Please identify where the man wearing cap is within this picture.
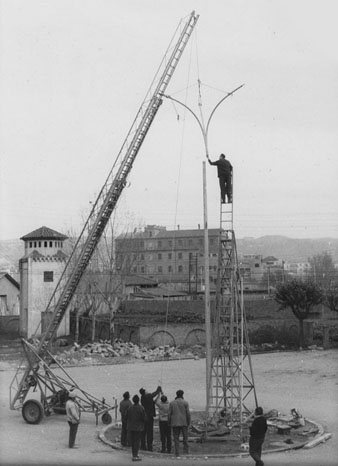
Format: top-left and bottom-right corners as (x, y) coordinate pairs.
(208, 153), (233, 203)
(65, 391), (81, 448)
(139, 385), (161, 451)
(168, 389), (191, 457)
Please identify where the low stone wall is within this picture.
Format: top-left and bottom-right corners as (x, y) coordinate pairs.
(72, 298), (338, 348)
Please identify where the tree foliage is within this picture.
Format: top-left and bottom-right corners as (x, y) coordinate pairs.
(325, 284), (338, 313)
(274, 278), (323, 347)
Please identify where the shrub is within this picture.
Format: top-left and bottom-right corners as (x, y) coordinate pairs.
(249, 325), (277, 345)
(276, 326), (299, 347)
(249, 324), (299, 348)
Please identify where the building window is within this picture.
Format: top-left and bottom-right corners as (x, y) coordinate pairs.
(188, 239), (193, 246)
(38, 241), (41, 247)
(178, 239), (183, 246)
(168, 253), (172, 260)
(158, 240), (162, 248)
(158, 253), (162, 260)
(29, 242), (33, 248)
(178, 252), (183, 260)
(49, 241), (53, 247)
(34, 241), (37, 248)
(168, 265), (172, 272)
(141, 266), (145, 273)
(44, 241), (47, 247)
(168, 240), (172, 247)
(44, 271), (54, 282)
(158, 266), (163, 273)
(133, 267), (137, 273)
(178, 265), (183, 273)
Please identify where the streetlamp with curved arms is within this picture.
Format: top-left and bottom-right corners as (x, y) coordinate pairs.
(162, 83), (244, 157)
(162, 83), (244, 421)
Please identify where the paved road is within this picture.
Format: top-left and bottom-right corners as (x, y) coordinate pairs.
(0, 350), (337, 466)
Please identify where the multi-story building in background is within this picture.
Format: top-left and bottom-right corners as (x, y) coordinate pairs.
(284, 261), (311, 278)
(115, 225), (221, 293)
(238, 254), (264, 282)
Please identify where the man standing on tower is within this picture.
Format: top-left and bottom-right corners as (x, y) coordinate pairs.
(208, 153), (233, 203)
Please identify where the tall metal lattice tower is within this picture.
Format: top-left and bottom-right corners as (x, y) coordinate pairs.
(207, 186), (258, 428)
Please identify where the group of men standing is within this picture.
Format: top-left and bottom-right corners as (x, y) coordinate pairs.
(119, 386), (190, 461)
(66, 388), (267, 466)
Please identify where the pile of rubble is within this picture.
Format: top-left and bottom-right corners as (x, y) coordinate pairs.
(54, 340), (204, 366)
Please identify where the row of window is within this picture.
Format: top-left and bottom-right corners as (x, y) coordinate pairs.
(131, 265), (218, 274)
(118, 251), (213, 263)
(28, 241), (64, 249)
(118, 237), (217, 251)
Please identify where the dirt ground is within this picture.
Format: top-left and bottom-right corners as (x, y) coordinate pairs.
(0, 349), (337, 466)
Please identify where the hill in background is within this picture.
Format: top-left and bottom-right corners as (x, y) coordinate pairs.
(1, 236), (338, 272)
(237, 236), (338, 263)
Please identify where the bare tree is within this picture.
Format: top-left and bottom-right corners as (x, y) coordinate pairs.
(65, 212), (144, 343)
(308, 252), (337, 290)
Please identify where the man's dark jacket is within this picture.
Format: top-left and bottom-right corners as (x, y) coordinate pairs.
(141, 391), (158, 419)
(250, 415), (267, 438)
(209, 159), (232, 178)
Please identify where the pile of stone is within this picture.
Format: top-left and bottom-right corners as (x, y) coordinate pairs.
(54, 340), (202, 366)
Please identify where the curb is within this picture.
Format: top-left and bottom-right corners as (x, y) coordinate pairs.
(99, 418), (328, 460)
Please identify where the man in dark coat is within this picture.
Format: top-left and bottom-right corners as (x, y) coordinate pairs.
(246, 406), (268, 466)
(168, 389), (191, 457)
(119, 391), (132, 447)
(126, 394), (145, 461)
(208, 153), (233, 203)
(139, 385), (161, 451)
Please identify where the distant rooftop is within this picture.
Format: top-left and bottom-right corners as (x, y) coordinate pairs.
(20, 226), (68, 241)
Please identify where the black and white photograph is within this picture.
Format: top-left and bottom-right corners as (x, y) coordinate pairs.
(0, 1), (337, 466)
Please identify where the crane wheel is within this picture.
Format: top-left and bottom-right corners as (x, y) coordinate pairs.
(101, 412), (112, 425)
(22, 399), (44, 424)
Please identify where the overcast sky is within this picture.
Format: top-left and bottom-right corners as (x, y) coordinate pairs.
(1, 0), (337, 241)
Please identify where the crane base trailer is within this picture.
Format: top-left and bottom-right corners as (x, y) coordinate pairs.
(10, 338), (117, 425)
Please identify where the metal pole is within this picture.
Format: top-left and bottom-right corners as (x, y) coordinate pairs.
(203, 161), (212, 417)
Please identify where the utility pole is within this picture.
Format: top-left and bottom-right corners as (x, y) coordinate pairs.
(164, 83), (256, 433)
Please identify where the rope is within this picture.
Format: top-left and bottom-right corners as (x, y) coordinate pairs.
(158, 26), (197, 389)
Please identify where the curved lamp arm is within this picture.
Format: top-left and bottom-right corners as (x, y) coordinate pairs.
(162, 83), (244, 158)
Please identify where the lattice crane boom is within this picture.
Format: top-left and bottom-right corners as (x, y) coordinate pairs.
(10, 11), (199, 413)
